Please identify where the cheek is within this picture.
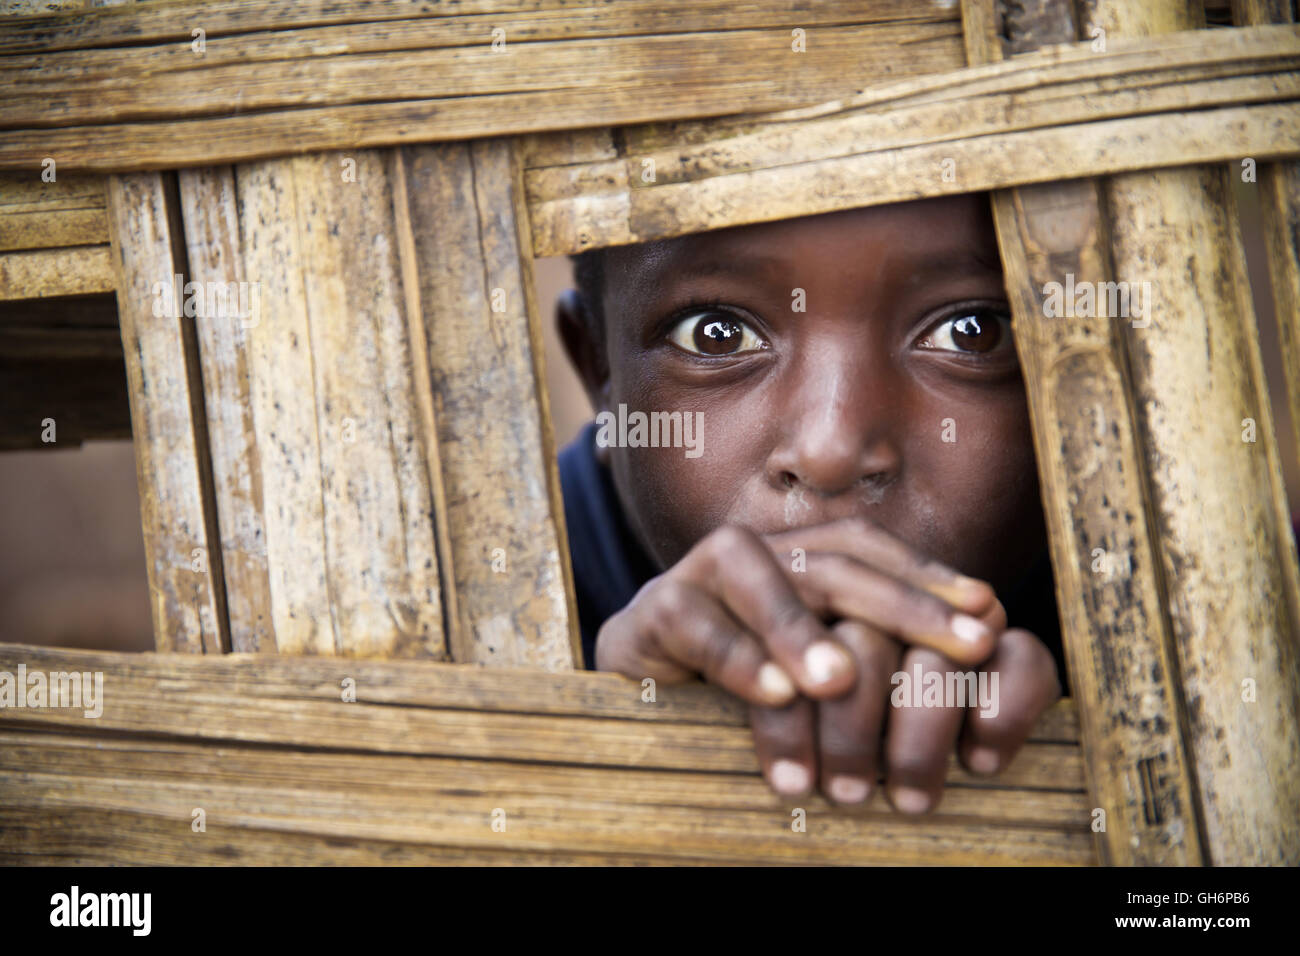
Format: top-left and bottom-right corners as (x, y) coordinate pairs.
(607, 366), (775, 569)
(908, 389), (1043, 585)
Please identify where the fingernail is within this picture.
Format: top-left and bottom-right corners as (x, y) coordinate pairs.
(891, 786), (932, 815)
(803, 641), (851, 685)
(967, 746), (1000, 775)
(828, 775), (872, 804)
(757, 662), (797, 704)
(951, 613), (990, 644)
(770, 759), (811, 795)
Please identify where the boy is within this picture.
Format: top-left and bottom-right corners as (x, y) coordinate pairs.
(555, 193), (1065, 815)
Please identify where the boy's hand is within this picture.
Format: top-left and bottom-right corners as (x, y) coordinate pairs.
(593, 517), (1061, 812)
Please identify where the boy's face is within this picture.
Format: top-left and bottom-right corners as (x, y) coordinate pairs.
(559, 194), (1046, 593)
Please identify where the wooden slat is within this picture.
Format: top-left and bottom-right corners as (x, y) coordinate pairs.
(0, 645), (1093, 865)
(1234, 0), (1300, 483)
(0, 244), (112, 298)
(0, 172), (107, 252)
(397, 140), (579, 669)
(175, 167), (274, 653)
(964, 0), (1204, 866)
(523, 25), (1300, 255)
(176, 153), (450, 659)
(0, 0), (952, 53)
(0, 4), (965, 173)
(1088, 0), (1300, 866)
(0, 641), (1081, 739)
(105, 172), (227, 654)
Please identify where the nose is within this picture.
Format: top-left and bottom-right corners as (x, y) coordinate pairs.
(764, 350), (902, 499)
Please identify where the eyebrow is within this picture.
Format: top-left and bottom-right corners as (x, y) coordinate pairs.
(654, 252), (790, 284)
(909, 249), (1005, 279)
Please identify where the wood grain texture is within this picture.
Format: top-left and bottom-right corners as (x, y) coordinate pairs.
(0, 172), (108, 252)
(1083, 0), (1300, 865)
(0, 244), (112, 298)
(0, 3), (964, 173)
(524, 25), (1300, 255)
(1234, 0), (1300, 487)
(180, 153), (450, 660)
(0, 644), (1094, 865)
(398, 140), (579, 669)
(105, 172), (226, 654)
(964, 0), (1205, 866)
(176, 167), (274, 654)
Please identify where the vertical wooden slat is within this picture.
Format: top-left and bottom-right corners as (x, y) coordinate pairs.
(105, 172), (227, 654)
(1233, 0), (1300, 480)
(243, 152), (449, 658)
(177, 167), (274, 653)
(398, 139), (580, 670)
(1084, 0), (1300, 865)
(963, 0), (1204, 865)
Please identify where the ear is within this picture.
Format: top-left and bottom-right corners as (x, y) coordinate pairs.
(555, 287), (611, 415)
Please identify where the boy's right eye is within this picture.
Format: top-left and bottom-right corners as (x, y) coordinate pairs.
(667, 311), (769, 357)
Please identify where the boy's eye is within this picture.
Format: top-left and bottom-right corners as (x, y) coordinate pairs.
(918, 309), (1012, 354)
(667, 311), (768, 356)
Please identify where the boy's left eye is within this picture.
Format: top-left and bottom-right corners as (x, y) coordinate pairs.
(917, 308), (1012, 354)
(667, 311), (768, 356)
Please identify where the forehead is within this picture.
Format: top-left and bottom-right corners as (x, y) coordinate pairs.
(601, 193), (999, 302)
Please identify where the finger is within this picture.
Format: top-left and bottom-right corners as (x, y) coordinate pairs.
(791, 550), (998, 666)
(765, 516), (998, 615)
(677, 525), (855, 698)
(750, 697), (818, 798)
(596, 578), (800, 708)
(957, 628), (1062, 777)
(883, 647), (968, 815)
(815, 618), (901, 806)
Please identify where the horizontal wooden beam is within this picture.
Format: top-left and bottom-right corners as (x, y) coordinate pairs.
(0, 172), (107, 252)
(0, 643), (1093, 865)
(0, 0), (951, 54)
(0, 2), (964, 173)
(523, 24), (1300, 254)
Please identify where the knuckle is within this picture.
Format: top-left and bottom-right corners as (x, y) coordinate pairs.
(648, 579), (694, 626)
(708, 524), (757, 559)
(887, 749), (943, 783)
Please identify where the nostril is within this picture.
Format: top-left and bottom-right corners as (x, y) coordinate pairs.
(780, 472), (796, 489)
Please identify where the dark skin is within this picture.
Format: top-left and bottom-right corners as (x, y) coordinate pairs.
(557, 194), (1061, 813)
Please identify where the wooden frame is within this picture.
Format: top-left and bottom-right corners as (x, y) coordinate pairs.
(2, 0), (1298, 865)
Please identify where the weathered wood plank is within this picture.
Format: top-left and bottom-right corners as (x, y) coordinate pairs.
(1083, 0), (1300, 865)
(1234, 0), (1300, 483)
(0, 644), (1094, 865)
(201, 152), (450, 659)
(398, 140), (579, 669)
(0, 244), (112, 298)
(176, 167), (274, 654)
(105, 172), (227, 654)
(0, 172), (107, 253)
(0, 0), (954, 54)
(964, 0), (1205, 866)
(0, 641), (1080, 739)
(0, 730), (1088, 827)
(524, 25), (1300, 254)
(0, 5), (964, 173)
